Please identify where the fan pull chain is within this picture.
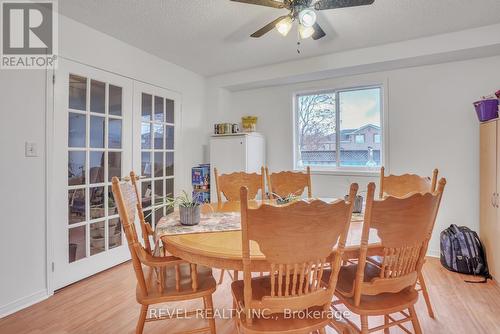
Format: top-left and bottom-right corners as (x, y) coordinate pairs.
(297, 29), (301, 54)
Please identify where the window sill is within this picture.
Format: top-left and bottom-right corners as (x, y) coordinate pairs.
(295, 168), (380, 177)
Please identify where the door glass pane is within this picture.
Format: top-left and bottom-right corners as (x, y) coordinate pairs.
(108, 152), (122, 181)
(153, 124), (164, 149)
(108, 119), (122, 149)
(69, 75), (86, 111)
(154, 96), (164, 122)
(141, 152), (151, 178)
(69, 225), (86, 263)
(154, 179), (164, 206)
(109, 218), (122, 249)
(142, 93), (152, 122)
(108, 186), (117, 216)
(144, 209), (152, 227)
(166, 99), (174, 124)
(109, 85), (122, 116)
(68, 151), (86, 185)
(90, 221), (105, 256)
(141, 122), (151, 149)
(89, 187), (105, 219)
(142, 181), (152, 208)
(89, 151), (105, 184)
(166, 178), (174, 198)
(154, 152), (163, 178)
(90, 116), (105, 148)
(68, 113), (86, 147)
(68, 189), (86, 224)
(166, 152), (174, 176)
(154, 207), (163, 227)
(90, 80), (105, 114)
(166, 125), (174, 150)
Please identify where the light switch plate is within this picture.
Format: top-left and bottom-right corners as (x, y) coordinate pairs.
(25, 142), (38, 157)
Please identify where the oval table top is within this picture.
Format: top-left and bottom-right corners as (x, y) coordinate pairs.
(158, 200), (378, 271)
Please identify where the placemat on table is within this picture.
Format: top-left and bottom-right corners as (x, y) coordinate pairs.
(156, 211), (241, 236)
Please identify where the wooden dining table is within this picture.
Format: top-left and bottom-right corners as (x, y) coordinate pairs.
(158, 199), (381, 272)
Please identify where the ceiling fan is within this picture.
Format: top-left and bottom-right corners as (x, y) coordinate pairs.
(231, 0), (375, 40)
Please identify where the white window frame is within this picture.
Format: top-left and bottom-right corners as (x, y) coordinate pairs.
(292, 84), (388, 176)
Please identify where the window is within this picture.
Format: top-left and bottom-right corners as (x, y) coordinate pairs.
(294, 86), (383, 171)
(355, 134), (365, 144)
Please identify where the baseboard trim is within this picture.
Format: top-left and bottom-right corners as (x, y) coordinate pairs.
(0, 289), (49, 319)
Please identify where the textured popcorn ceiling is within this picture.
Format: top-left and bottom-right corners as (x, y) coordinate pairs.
(59, 0), (500, 76)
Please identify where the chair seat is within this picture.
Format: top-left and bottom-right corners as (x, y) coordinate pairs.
(231, 276), (330, 334)
(323, 262), (382, 297)
(366, 255), (383, 266)
(137, 263), (216, 305)
(322, 263), (419, 316)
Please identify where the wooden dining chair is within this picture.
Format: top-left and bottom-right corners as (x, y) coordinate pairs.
(111, 177), (217, 334)
(127, 171), (157, 256)
(231, 183), (359, 334)
(379, 166), (438, 199)
(377, 167), (439, 318)
(214, 167), (266, 284)
(326, 179), (446, 334)
(214, 167), (266, 202)
(265, 166), (312, 199)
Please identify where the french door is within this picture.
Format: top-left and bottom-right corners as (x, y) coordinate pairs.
(52, 59), (133, 289)
(132, 82), (180, 234)
(51, 60), (181, 290)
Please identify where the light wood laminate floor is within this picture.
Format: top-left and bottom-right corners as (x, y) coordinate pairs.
(1, 257), (499, 333)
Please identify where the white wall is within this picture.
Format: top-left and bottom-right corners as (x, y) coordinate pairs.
(0, 14), (207, 317)
(210, 55), (500, 256)
(0, 70), (49, 317)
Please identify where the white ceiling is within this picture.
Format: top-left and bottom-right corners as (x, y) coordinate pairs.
(59, 0), (500, 76)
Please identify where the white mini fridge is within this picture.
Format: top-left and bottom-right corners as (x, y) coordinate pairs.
(209, 132), (265, 202)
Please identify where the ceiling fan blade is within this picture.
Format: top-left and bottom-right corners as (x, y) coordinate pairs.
(314, 0), (374, 10)
(230, 0), (286, 9)
(311, 22), (326, 40)
(251, 15), (288, 38)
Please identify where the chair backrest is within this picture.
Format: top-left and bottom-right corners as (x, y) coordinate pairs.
(129, 171), (153, 255)
(111, 176), (149, 296)
(239, 183), (358, 324)
(353, 179), (446, 306)
(214, 167), (265, 202)
(379, 166), (438, 199)
(265, 166), (312, 199)
(113, 175), (197, 295)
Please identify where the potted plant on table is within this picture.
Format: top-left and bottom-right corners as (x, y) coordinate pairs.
(274, 193), (300, 205)
(166, 191), (202, 226)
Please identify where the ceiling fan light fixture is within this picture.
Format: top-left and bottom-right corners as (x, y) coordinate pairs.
(299, 24), (315, 39)
(275, 16), (293, 36)
(298, 8), (317, 27)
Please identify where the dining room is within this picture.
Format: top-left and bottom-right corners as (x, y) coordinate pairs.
(1, 1), (500, 333)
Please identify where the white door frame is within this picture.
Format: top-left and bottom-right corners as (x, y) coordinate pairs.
(46, 58), (183, 295)
(48, 58), (133, 291)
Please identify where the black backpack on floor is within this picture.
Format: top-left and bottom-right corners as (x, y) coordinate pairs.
(440, 224), (492, 283)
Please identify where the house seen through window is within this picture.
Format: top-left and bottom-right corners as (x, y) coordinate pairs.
(295, 86), (382, 171)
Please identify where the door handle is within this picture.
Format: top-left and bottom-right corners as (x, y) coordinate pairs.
(492, 193), (496, 208)
(496, 193), (499, 208)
